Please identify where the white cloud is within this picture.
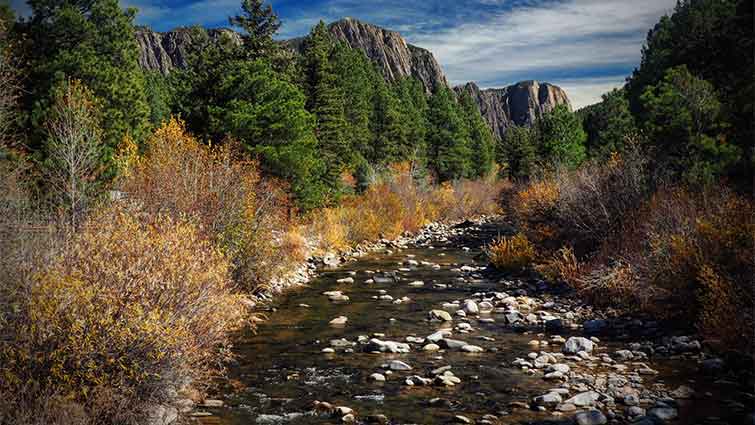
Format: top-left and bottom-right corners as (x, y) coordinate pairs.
(406, 0), (676, 92)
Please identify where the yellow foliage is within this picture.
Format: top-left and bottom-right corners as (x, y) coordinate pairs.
(1, 206), (246, 421)
(121, 117), (294, 291)
(310, 163), (506, 254)
(513, 179), (559, 223)
(486, 233), (536, 272)
(113, 133), (140, 178)
(697, 265), (743, 348)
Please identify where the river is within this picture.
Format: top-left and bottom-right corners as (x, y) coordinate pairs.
(193, 219), (749, 425)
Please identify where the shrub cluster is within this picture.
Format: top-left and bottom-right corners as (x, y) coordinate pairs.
(0, 206), (246, 424)
(120, 118), (302, 293)
(485, 233), (536, 272)
(312, 163), (506, 252)
(509, 147), (754, 352)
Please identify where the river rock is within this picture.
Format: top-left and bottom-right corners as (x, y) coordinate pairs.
(423, 343), (440, 351)
(583, 319), (608, 334)
(370, 373), (386, 382)
(545, 319), (564, 332)
(427, 330), (452, 342)
(386, 360), (412, 371)
(627, 406), (645, 417)
(648, 407), (678, 422)
(429, 310), (453, 322)
(439, 338), (468, 349)
(575, 410), (607, 425)
(546, 363), (570, 374)
(408, 280), (425, 287)
(533, 392), (562, 407)
(329, 316), (348, 325)
(366, 338), (410, 353)
(336, 277), (354, 284)
(563, 337), (594, 354)
(463, 300), (479, 314)
(670, 385), (694, 399)
(461, 344), (484, 353)
(565, 391), (600, 407)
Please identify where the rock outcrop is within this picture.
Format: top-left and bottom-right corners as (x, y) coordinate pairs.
(135, 20), (570, 139)
(455, 81), (571, 140)
(292, 18), (448, 93)
(135, 27), (241, 75)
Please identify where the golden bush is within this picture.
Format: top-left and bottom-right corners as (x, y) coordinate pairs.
(486, 233), (536, 272)
(512, 179), (559, 223)
(121, 117), (294, 291)
(0, 206), (246, 423)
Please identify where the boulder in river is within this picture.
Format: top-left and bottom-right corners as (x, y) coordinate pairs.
(366, 338), (410, 353)
(429, 310), (453, 322)
(575, 410), (607, 425)
(329, 316), (348, 326)
(563, 337), (594, 354)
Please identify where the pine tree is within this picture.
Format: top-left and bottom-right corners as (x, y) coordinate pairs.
(580, 88), (637, 159)
(459, 91), (495, 178)
(302, 21), (349, 194)
(229, 0), (280, 58)
(331, 43), (376, 162)
(24, 0), (150, 176)
(537, 104), (586, 169)
(394, 77), (429, 168)
(427, 87), (472, 181)
(209, 59), (327, 209)
(370, 76), (405, 164)
(500, 125), (537, 180)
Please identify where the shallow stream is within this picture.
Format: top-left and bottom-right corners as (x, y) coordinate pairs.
(196, 221), (747, 425)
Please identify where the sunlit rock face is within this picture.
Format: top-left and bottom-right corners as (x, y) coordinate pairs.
(454, 80), (572, 140)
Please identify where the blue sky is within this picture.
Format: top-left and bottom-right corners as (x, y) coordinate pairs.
(8, 0), (677, 108)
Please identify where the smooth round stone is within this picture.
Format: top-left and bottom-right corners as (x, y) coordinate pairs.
(423, 343), (441, 351)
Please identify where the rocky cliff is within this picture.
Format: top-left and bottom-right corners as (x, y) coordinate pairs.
(455, 81), (571, 140)
(135, 20), (570, 139)
(135, 26), (241, 75)
(327, 18), (448, 93)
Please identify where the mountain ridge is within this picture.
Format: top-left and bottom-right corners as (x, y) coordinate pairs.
(134, 18), (571, 139)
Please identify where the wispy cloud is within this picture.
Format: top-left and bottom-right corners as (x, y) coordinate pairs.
(407, 0), (676, 106)
(8, 0), (675, 107)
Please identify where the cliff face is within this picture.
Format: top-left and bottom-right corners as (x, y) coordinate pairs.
(455, 81), (571, 140)
(135, 27), (241, 75)
(135, 21), (570, 140)
(327, 18), (448, 93)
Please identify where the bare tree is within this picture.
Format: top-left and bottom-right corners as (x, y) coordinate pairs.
(44, 79), (103, 229)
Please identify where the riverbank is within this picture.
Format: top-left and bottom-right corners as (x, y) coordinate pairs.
(186, 217), (753, 425)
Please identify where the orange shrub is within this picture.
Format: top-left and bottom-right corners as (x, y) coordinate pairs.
(120, 118), (295, 291)
(633, 187), (754, 341)
(535, 246), (583, 286)
(308, 162), (506, 255)
(486, 233), (536, 272)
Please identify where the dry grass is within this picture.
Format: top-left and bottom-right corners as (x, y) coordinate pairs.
(486, 233), (536, 272)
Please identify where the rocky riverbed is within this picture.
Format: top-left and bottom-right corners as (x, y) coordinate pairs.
(189, 217), (753, 425)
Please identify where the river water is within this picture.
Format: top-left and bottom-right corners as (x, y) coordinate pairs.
(195, 220), (749, 425)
